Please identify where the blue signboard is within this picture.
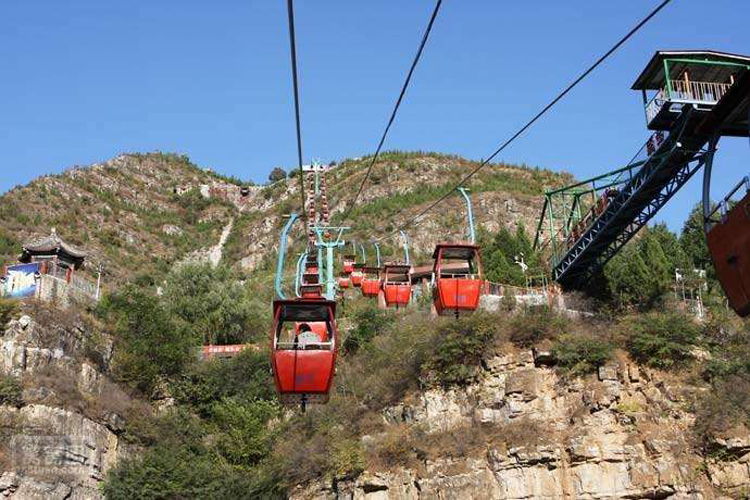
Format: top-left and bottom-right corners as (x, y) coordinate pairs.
(3, 263), (40, 298)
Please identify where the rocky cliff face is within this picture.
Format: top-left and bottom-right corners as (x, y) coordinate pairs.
(0, 310), (133, 499)
(293, 348), (750, 499)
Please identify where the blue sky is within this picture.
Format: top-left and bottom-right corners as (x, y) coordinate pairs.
(1, 0), (748, 232)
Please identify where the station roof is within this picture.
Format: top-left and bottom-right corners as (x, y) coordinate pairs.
(632, 50), (750, 90)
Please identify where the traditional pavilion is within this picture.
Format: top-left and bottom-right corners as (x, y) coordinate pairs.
(19, 228), (87, 278)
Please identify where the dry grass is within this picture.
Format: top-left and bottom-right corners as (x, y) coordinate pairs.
(365, 418), (548, 473)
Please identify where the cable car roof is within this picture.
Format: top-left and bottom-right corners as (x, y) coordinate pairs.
(632, 50), (750, 90)
(383, 264), (411, 272)
(273, 298), (336, 321)
(432, 243), (480, 260)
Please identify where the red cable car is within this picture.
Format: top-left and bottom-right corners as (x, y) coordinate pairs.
(337, 273), (351, 289)
(707, 184), (750, 316)
(271, 296), (338, 406)
(382, 264), (412, 308)
(302, 260), (319, 285)
(361, 267), (382, 298)
(350, 263), (365, 287)
(342, 254), (356, 275)
(432, 243), (484, 316)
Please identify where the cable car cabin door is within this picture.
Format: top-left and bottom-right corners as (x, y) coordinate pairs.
(432, 244), (483, 316)
(271, 300), (338, 405)
(707, 192), (750, 316)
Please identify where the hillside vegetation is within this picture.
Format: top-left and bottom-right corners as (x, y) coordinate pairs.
(2, 152), (750, 498)
(0, 153), (241, 285)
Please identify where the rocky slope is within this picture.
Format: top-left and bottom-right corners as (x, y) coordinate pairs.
(0, 305), (141, 499)
(293, 347), (750, 499)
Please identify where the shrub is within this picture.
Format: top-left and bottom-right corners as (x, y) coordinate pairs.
(0, 228), (17, 257)
(694, 375), (750, 449)
(0, 376), (22, 408)
(625, 312), (699, 369)
(552, 334), (613, 375)
(509, 307), (567, 348)
(342, 305), (392, 354)
(97, 287), (193, 395)
(171, 348), (275, 418)
(210, 399), (279, 469)
(329, 439), (365, 479)
(163, 264), (266, 345)
(422, 313), (499, 387)
(0, 300), (18, 327)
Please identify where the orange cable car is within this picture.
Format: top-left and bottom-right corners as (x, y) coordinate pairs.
(361, 266), (382, 298)
(350, 263), (365, 288)
(342, 254), (356, 275)
(271, 296), (338, 406)
(337, 273), (351, 289)
(432, 243), (484, 317)
(382, 264), (412, 308)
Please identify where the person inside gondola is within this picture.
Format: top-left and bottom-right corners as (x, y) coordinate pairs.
(297, 323), (320, 348)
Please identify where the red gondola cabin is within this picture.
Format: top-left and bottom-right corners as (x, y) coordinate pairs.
(271, 298), (338, 405)
(432, 243), (483, 316)
(337, 273), (350, 289)
(383, 264), (412, 308)
(342, 254), (356, 275)
(350, 263), (365, 288)
(361, 266), (382, 298)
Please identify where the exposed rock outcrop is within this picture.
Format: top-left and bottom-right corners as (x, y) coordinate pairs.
(293, 349), (750, 499)
(0, 311), (130, 499)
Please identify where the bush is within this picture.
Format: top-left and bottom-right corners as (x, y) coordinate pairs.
(694, 375), (750, 449)
(0, 299), (18, 327)
(552, 334), (613, 375)
(422, 313), (499, 387)
(625, 312), (699, 369)
(342, 305), (392, 354)
(105, 407), (284, 499)
(0, 376), (22, 407)
(509, 307), (567, 348)
(210, 399), (279, 469)
(97, 287), (193, 395)
(0, 228), (17, 257)
(163, 264), (265, 345)
(171, 348), (275, 418)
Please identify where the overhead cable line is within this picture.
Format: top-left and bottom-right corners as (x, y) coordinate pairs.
(286, 0), (308, 227)
(341, 0), (443, 222)
(377, 0), (673, 242)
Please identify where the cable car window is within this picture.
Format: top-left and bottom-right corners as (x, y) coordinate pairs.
(275, 320), (332, 350)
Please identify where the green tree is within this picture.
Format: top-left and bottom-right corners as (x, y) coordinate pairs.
(163, 264), (265, 345)
(97, 287), (193, 395)
(482, 225), (541, 286)
(680, 203), (717, 287)
(602, 226), (682, 310)
(268, 167), (287, 183)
